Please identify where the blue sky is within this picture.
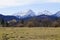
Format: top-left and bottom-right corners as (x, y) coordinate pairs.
(0, 0), (60, 15)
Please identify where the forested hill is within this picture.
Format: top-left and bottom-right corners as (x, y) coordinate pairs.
(0, 14), (60, 27)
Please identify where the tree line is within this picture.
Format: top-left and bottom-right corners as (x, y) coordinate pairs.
(0, 17), (60, 27)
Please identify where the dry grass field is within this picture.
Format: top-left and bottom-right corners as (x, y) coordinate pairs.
(0, 27), (60, 40)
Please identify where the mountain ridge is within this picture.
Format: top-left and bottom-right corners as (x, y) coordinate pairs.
(0, 10), (60, 22)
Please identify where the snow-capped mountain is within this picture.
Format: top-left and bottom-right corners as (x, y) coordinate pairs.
(13, 11), (27, 18)
(37, 10), (52, 16)
(23, 10), (35, 17)
(54, 11), (60, 17)
(13, 10), (60, 19)
(42, 10), (52, 15)
(13, 10), (36, 18)
(0, 10), (60, 23)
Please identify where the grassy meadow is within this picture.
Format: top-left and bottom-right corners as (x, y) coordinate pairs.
(0, 27), (60, 40)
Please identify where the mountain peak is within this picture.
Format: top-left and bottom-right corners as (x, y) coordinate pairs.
(26, 9), (35, 16)
(54, 11), (60, 17)
(28, 9), (33, 12)
(42, 10), (52, 15)
(13, 9), (36, 18)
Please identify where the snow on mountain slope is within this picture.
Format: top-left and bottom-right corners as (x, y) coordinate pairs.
(42, 10), (52, 15)
(13, 10), (56, 19)
(54, 11), (60, 17)
(37, 10), (52, 16)
(13, 10), (36, 18)
(24, 10), (35, 17)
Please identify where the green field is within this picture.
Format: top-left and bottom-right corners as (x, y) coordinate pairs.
(0, 27), (60, 40)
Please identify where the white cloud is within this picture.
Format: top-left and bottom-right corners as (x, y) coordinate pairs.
(46, 0), (60, 2)
(0, 0), (60, 8)
(0, 0), (36, 8)
(36, 0), (60, 3)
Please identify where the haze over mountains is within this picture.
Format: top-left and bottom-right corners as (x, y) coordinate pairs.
(13, 10), (60, 18)
(0, 10), (60, 27)
(0, 9), (60, 19)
